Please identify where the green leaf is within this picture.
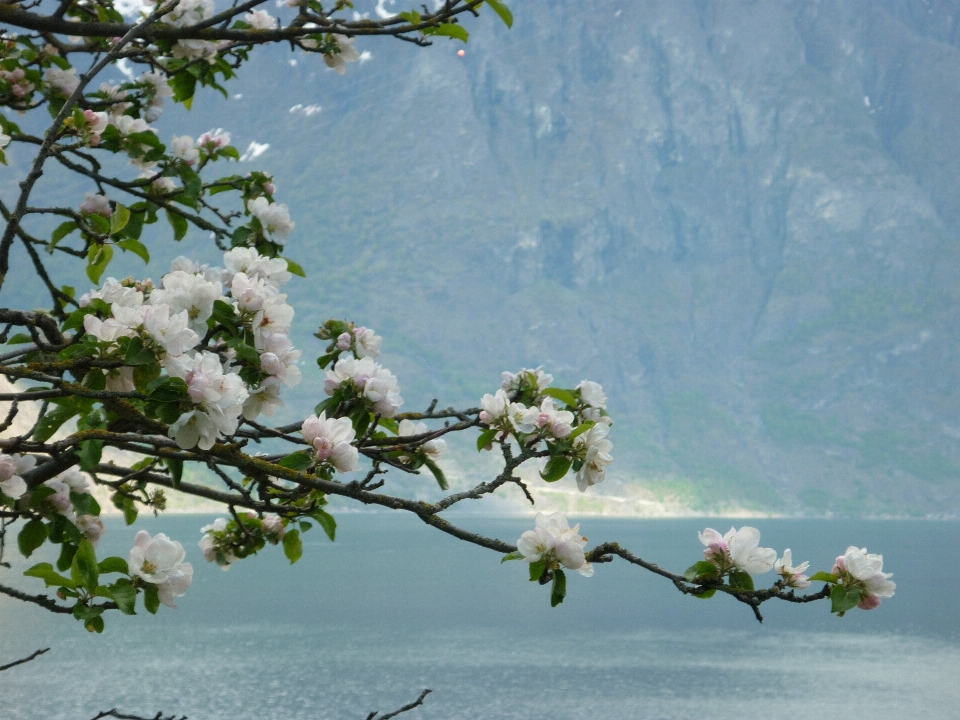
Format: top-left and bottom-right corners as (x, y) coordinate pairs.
(109, 203), (131, 235)
(809, 571), (839, 584)
(312, 508), (336, 541)
(117, 238), (150, 264)
(164, 457), (183, 489)
(33, 403), (80, 442)
(501, 551), (524, 563)
(86, 244), (114, 284)
(540, 455), (572, 482)
(165, 209), (189, 241)
(830, 584), (862, 616)
(123, 335), (156, 366)
(528, 559), (546, 582)
(423, 457), (449, 491)
(17, 520), (48, 558)
(278, 451), (313, 471)
(728, 569), (755, 591)
(485, 0), (513, 27)
(282, 528), (303, 564)
(542, 387), (578, 407)
(550, 568), (567, 607)
(56, 542), (78, 572)
(4, 333), (33, 345)
(170, 70), (196, 106)
(133, 361), (161, 391)
(76, 439), (104, 472)
(87, 213), (111, 235)
(71, 539), (99, 593)
(48, 221), (78, 253)
(683, 561), (720, 582)
(282, 257), (305, 277)
(24, 562), (75, 589)
(476, 427), (498, 452)
(98, 556), (129, 575)
(693, 588), (717, 599)
(84, 615), (105, 633)
(424, 23), (469, 41)
(107, 580), (137, 615)
(143, 583), (160, 614)
(122, 497), (138, 526)
(567, 420), (596, 442)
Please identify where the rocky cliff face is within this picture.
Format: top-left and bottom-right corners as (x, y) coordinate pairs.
(29, 1), (960, 514)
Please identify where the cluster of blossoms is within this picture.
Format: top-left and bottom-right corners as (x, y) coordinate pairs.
(323, 355), (403, 418)
(128, 530), (194, 608)
(78, 247), (302, 450)
(157, 0), (224, 63)
(516, 512), (594, 577)
(832, 546), (896, 610)
(198, 513), (286, 570)
(0, 453), (105, 547)
(479, 368), (613, 491)
(694, 526), (894, 612)
(301, 412), (359, 472)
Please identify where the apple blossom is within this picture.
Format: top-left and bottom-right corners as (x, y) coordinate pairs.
(699, 526), (777, 575)
(337, 332), (353, 350)
(0, 451), (35, 500)
(262, 513), (285, 540)
(774, 549), (811, 589)
(79, 277), (143, 308)
(502, 366), (553, 396)
(45, 66), (79, 96)
(199, 517), (235, 569)
(112, 115), (151, 136)
(516, 512), (593, 577)
(399, 419), (446, 458)
(165, 351), (248, 449)
(324, 355), (403, 417)
(534, 397), (574, 438)
(150, 269), (224, 333)
(222, 247), (292, 288)
(577, 380), (607, 409)
(322, 34), (361, 75)
(171, 135), (199, 164)
(574, 423), (613, 491)
(479, 389), (510, 425)
(242, 378), (284, 420)
(507, 402), (538, 435)
(301, 411), (359, 472)
(245, 9), (278, 29)
(128, 530), (194, 608)
(247, 196), (295, 242)
(79, 192), (111, 217)
(198, 128), (231, 151)
(75, 514), (106, 547)
(832, 546), (896, 610)
(142, 303), (200, 357)
(104, 366), (136, 393)
(353, 326), (382, 359)
(258, 332), (302, 386)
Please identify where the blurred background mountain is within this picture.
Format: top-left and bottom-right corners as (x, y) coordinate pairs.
(7, 0), (960, 516)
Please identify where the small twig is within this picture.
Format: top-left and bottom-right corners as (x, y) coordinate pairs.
(367, 689), (432, 720)
(0, 647), (50, 672)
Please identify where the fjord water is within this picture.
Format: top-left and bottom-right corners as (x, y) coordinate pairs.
(2, 515), (958, 720)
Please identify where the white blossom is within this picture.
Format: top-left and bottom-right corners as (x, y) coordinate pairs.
(83, 314), (134, 343)
(324, 355), (403, 417)
(128, 530), (194, 607)
(79, 192), (111, 217)
(199, 517), (234, 569)
(479, 390), (510, 425)
(0, 452), (34, 499)
(775, 549), (811, 589)
(222, 247), (291, 288)
(252, 297), (295, 348)
(534, 397), (574, 439)
(0, 131), (9, 150)
(45, 66), (79, 96)
(353, 326), (382, 359)
(577, 380), (607, 409)
(112, 114), (151, 136)
(574, 423), (613, 491)
(75, 514), (106, 547)
(258, 331), (302, 386)
(245, 9), (278, 29)
(79, 277), (144, 308)
(166, 352), (248, 449)
(699, 526), (777, 575)
(833, 546), (896, 610)
(502, 367), (553, 395)
(301, 412), (358, 472)
(507, 402), (538, 435)
(242, 378), (284, 420)
(142, 303), (200, 357)
(399, 419), (446, 458)
(247, 196), (295, 242)
(323, 34), (361, 75)
(105, 366), (136, 393)
(171, 135), (199, 164)
(516, 512), (593, 577)
(198, 128), (231, 151)
(262, 513), (285, 539)
(150, 269), (224, 334)
(172, 39), (220, 63)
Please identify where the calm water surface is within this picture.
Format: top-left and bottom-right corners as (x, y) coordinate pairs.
(1, 515), (958, 719)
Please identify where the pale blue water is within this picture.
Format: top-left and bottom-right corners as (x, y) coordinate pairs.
(1, 516), (958, 719)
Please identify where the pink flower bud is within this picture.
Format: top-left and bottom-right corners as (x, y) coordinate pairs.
(336, 332), (352, 350)
(857, 594), (882, 610)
